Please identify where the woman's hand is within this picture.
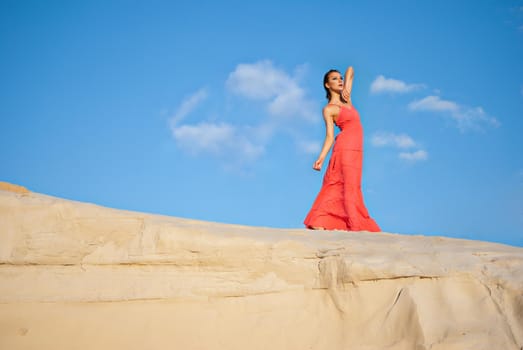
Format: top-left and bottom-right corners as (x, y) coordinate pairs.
(341, 88), (351, 103)
(313, 158), (324, 171)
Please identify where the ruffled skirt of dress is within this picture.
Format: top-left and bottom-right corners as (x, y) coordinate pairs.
(304, 148), (380, 232)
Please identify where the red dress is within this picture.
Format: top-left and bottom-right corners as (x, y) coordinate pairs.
(304, 104), (380, 232)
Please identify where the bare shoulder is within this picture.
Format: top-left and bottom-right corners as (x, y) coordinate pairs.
(323, 104), (339, 115)
(322, 104), (339, 122)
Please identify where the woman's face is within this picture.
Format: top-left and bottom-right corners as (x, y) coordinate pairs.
(325, 71), (343, 93)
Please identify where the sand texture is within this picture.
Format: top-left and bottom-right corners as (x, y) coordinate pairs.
(1, 186), (522, 350)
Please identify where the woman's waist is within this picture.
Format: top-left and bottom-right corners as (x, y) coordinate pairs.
(334, 142), (363, 148)
(336, 129), (363, 144)
(336, 130), (363, 140)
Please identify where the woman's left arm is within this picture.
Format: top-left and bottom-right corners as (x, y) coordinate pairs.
(342, 66), (354, 103)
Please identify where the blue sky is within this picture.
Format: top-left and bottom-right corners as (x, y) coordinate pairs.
(1, 0), (522, 247)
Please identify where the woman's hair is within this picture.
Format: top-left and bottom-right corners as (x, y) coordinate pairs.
(323, 69), (342, 101)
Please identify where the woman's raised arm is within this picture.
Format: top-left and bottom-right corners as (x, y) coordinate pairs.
(342, 66), (354, 103)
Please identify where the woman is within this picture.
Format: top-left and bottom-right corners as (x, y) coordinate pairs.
(304, 66), (380, 232)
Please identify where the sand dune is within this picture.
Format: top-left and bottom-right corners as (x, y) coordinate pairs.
(1, 184), (522, 349)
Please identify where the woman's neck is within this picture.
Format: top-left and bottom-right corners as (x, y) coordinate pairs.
(329, 92), (351, 106)
(329, 90), (345, 103)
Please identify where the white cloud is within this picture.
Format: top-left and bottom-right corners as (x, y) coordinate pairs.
(226, 60), (290, 99)
(371, 132), (417, 149)
(370, 75), (424, 94)
(169, 88), (265, 164)
(398, 150), (428, 162)
(169, 61), (321, 169)
(408, 95), (500, 132)
(371, 131), (427, 162)
(171, 122), (264, 161)
(408, 95), (458, 112)
(169, 88), (208, 127)
(226, 60), (316, 121)
(171, 122), (234, 155)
